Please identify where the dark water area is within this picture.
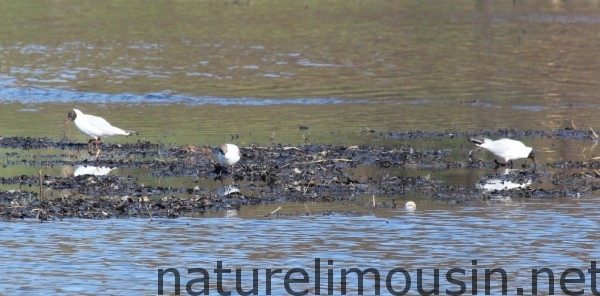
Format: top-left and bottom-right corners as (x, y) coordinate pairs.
(1, 0), (600, 295)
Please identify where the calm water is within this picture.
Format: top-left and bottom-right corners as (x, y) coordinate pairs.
(2, 200), (599, 295)
(2, 0), (600, 295)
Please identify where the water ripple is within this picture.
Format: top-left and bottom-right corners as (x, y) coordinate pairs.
(0, 85), (365, 106)
(1, 198), (599, 295)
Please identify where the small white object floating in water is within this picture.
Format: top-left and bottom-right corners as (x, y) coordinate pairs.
(404, 201), (416, 211)
(73, 165), (116, 176)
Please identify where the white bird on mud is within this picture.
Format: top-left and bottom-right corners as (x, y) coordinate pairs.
(65, 109), (137, 159)
(218, 144), (241, 167)
(469, 137), (535, 167)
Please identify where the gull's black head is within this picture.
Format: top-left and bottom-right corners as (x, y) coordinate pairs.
(219, 144), (228, 155)
(65, 109), (77, 125)
(528, 150), (536, 164)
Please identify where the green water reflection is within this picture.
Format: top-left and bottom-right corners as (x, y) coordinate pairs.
(0, 0), (599, 145)
(1, 0), (599, 103)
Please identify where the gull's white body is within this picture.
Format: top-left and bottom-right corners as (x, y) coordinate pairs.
(218, 144), (241, 166)
(70, 109), (131, 140)
(473, 138), (533, 163)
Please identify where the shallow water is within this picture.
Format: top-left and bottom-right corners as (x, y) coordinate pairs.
(2, 0), (600, 295)
(2, 199), (599, 295)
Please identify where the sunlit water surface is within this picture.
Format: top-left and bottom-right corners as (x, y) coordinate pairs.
(1, 199), (599, 295)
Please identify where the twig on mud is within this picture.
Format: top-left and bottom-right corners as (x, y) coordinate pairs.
(303, 178), (314, 195)
(281, 158), (354, 169)
(297, 159), (354, 166)
(572, 120), (577, 130)
(154, 151), (167, 163)
(31, 208), (49, 222)
(38, 170), (43, 200)
(315, 158), (353, 163)
(265, 206), (281, 217)
(591, 127), (599, 139)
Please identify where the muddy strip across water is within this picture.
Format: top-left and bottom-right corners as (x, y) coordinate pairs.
(0, 128), (598, 221)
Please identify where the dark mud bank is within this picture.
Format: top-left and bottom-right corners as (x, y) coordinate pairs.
(0, 128), (598, 220)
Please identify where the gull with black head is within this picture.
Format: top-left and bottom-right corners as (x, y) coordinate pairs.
(469, 137), (535, 168)
(216, 143), (241, 175)
(65, 109), (137, 159)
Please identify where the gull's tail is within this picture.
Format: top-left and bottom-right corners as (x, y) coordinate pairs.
(469, 137), (485, 145)
(469, 137), (493, 145)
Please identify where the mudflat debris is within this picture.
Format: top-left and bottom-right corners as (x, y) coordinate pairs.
(0, 128), (597, 221)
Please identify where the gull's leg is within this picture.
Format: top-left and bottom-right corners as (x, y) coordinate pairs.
(95, 138), (102, 160)
(493, 159), (501, 169)
(87, 139), (95, 155)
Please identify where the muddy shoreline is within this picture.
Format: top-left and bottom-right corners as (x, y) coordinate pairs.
(0, 128), (598, 221)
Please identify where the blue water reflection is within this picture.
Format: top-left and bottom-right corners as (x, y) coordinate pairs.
(1, 199), (598, 295)
(0, 84), (362, 106)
